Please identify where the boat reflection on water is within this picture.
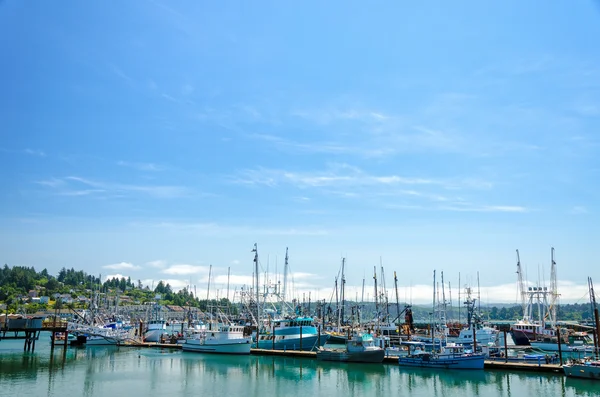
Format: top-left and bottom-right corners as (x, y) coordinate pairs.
(398, 367), (489, 394)
(180, 351), (252, 378)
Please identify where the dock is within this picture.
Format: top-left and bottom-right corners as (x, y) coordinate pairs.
(124, 342), (566, 374)
(0, 318), (69, 352)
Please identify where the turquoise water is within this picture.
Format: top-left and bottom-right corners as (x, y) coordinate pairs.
(0, 339), (599, 397)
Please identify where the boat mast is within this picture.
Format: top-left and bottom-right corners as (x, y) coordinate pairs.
(549, 247), (558, 328)
(394, 271), (400, 324)
(341, 258), (346, 326)
(226, 266), (231, 302)
(282, 247), (289, 307)
(588, 277), (600, 359)
(458, 272), (461, 324)
(380, 258), (388, 322)
(360, 277), (365, 326)
(373, 266), (379, 326)
(441, 271), (447, 326)
(516, 249), (528, 321)
(252, 244), (260, 324)
(432, 270), (436, 348)
(206, 264), (212, 302)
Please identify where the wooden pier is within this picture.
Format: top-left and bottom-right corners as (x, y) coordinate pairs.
(0, 319), (69, 352)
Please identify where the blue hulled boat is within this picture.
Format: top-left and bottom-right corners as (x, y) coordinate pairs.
(398, 341), (485, 370)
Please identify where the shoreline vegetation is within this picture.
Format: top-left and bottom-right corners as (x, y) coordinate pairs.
(0, 264), (595, 323)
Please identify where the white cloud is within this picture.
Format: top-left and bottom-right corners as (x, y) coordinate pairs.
(161, 264), (209, 275)
(103, 273), (127, 282)
(103, 262), (141, 270)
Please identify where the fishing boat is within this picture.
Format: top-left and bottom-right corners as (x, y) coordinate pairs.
(317, 333), (385, 363)
(563, 277), (600, 380)
(246, 245), (329, 351)
(143, 319), (167, 342)
(182, 323), (251, 354)
(452, 286), (499, 346)
(563, 359), (600, 380)
(397, 341), (485, 370)
(529, 330), (595, 352)
(67, 321), (130, 346)
(255, 315), (328, 351)
(510, 249), (560, 344)
(398, 270), (485, 370)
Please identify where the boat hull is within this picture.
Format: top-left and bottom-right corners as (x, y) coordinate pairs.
(85, 336), (120, 346)
(317, 348), (385, 363)
(144, 329), (165, 343)
(256, 334), (328, 351)
(563, 363), (600, 380)
(398, 354), (485, 370)
(182, 339), (252, 354)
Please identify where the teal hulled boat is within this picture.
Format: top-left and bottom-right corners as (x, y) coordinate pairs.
(255, 316), (329, 351)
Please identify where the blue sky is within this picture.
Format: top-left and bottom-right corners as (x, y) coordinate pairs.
(1, 1), (598, 305)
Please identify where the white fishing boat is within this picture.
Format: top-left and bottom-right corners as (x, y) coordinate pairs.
(67, 321), (130, 346)
(317, 333), (385, 363)
(182, 318), (251, 355)
(143, 319), (167, 342)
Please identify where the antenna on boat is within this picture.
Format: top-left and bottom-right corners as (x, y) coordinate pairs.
(458, 273), (461, 324)
(394, 271), (400, 326)
(516, 249), (528, 320)
(206, 264), (212, 302)
(588, 277), (599, 359)
(283, 247), (289, 306)
(549, 247), (558, 328)
(477, 271), (481, 318)
(341, 258), (346, 326)
(227, 267), (231, 302)
(252, 243), (260, 325)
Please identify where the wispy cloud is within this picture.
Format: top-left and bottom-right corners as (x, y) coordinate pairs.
(232, 165), (528, 213)
(24, 148), (46, 157)
(233, 164), (490, 191)
(103, 262), (141, 270)
(36, 176), (190, 199)
(569, 206), (588, 215)
(117, 160), (165, 172)
(108, 63), (133, 86)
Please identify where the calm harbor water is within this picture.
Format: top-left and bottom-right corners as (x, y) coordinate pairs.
(0, 339), (598, 397)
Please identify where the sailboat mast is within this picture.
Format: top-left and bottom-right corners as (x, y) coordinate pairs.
(441, 271), (447, 324)
(373, 266), (379, 317)
(341, 258), (346, 326)
(394, 271), (400, 323)
(458, 273), (461, 324)
(516, 249), (528, 320)
(226, 266), (231, 302)
(283, 247), (289, 305)
(432, 270), (436, 347)
(549, 247), (558, 327)
(588, 277), (600, 359)
(252, 244), (260, 324)
(206, 264), (212, 301)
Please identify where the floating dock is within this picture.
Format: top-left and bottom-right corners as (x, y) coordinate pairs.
(126, 343), (565, 374)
